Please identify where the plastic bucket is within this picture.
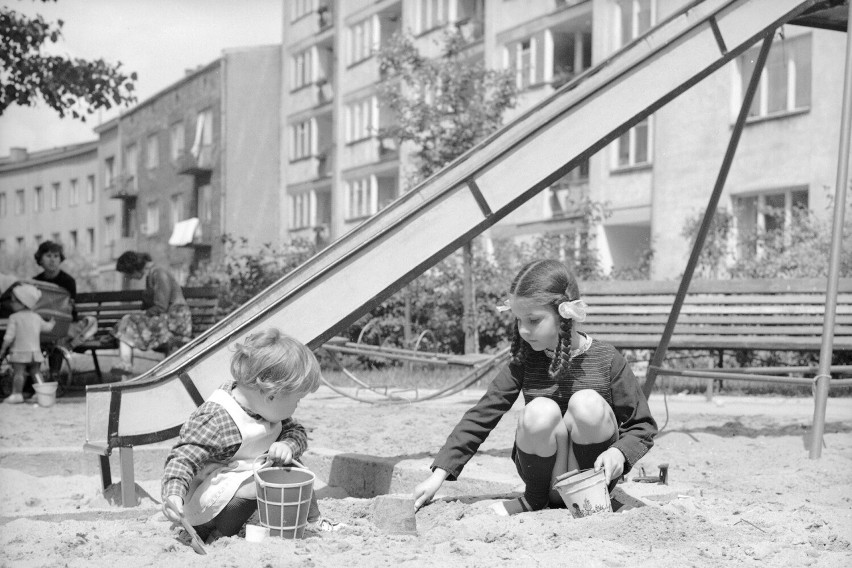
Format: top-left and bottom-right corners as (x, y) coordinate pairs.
(253, 456), (315, 539)
(33, 382), (58, 408)
(553, 468), (612, 519)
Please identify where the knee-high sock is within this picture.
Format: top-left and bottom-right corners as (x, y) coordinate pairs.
(515, 448), (557, 511)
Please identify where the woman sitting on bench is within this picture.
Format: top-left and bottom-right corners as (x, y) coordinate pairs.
(110, 251), (192, 380)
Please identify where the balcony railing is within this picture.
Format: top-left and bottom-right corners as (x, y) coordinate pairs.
(107, 174), (137, 200)
(176, 145), (216, 176)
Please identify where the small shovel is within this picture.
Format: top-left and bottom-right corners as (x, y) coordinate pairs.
(165, 499), (207, 555)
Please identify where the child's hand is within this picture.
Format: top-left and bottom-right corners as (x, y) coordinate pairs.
(413, 468), (449, 510)
(163, 495), (185, 524)
(267, 441), (294, 464)
(594, 447), (626, 483)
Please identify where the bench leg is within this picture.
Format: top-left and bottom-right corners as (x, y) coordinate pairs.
(98, 454), (112, 491)
(119, 447), (138, 507)
(91, 348), (102, 381)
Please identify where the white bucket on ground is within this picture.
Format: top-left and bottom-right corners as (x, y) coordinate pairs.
(553, 468), (612, 518)
(253, 456), (315, 539)
(33, 382), (58, 408)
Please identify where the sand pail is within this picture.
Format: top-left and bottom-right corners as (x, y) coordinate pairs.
(253, 455), (315, 539)
(553, 468), (612, 519)
(33, 382), (58, 408)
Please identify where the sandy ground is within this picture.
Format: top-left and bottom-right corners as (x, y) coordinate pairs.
(1, 378), (851, 567)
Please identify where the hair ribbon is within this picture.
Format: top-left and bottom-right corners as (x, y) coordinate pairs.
(557, 299), (588, 322)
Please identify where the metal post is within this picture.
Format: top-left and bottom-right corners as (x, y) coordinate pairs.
(810, 2), (852, 459)
(642, 33), (775, 399)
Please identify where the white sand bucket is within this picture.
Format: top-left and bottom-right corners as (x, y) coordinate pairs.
(552, 468), (612, 519)
(253, 455), (315, 539)
(33, 382), (58, 408)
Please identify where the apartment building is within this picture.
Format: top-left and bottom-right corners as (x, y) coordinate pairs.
(1, 45), (282, 287)
(282, 0), (849, 279)
(0, 143), (100, 271)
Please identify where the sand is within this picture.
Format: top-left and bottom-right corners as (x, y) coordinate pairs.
(1, 386), (851, 567)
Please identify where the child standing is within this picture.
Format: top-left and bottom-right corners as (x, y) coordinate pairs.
(414, 259), (657, 515)
(0, 284), (56, 404)
(161, 328), (338, 541)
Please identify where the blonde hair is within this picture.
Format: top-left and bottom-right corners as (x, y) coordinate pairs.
(230, 328), (321, 396)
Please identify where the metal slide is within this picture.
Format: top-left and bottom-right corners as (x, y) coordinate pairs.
(85, 0), (826, 449)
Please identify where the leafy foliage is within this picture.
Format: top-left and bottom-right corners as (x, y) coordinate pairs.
(188, 235), (318, 315)
(681, 201), (852, 279)
(0, 0), (137, 119)
(376, 30), (517, 182)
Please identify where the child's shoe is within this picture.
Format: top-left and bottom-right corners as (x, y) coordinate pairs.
(3, 393), (25, 404)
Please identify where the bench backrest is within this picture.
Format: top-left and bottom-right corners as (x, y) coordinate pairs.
(577, 278), (852, 352)
(75, 287), (220, 343)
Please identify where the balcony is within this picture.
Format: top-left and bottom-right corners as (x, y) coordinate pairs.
(107, 174), (137, 200)
(176, 145), (216, 176)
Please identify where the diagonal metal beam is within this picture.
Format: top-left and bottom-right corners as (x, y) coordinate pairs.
(642, 32), (775, 399)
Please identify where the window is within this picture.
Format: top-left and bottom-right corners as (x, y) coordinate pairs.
(34, 234), (43, 245)
(290, 0), (313, 21)
(347, 16), (377, 65)
(15, 189), (24, 214)
(345, 176), (376, 219)
(345, 97), (378, 143)
(146, 133), (159, 169)
(86, 175), (95, 203)
(615, 117), (651, 168)
(51, 232), (60, 242)
(122, 200), (137, 238)
(292, 49), (313, 89)
(738, 33), (811, 119)
(34, 186), (43, 213)
(51, 183), (61, 210)
(86, 228), (95, 254)
(290, 192), (314, 229)
(291, 120), (314, 161)
(69, 178), (79, 206)
(104, 215), (116, 247)
(170, 122), (185, 161)
(69, 230), (78, 251)
(125, 144), (138, 191)
(416, 0), (449, 34)
(16, 237), (25, 250)
(190, 109), (214, 158)
(616, 0), (652, 47)
(735, 187), (808, 255)
(144, 201), (160, 235)
(0, 192), (6, 217)
(0, 240), (5, 253)
(105, 157), (115, 188)
(196, 184), (213, 224)
(170, 193), (184, 227)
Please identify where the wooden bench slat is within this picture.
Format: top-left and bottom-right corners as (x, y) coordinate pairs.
(587, 324), (852, 336)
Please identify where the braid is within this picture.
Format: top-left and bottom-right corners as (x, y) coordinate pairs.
(510, 322), (534, 365)
(548, 316), (574, 381)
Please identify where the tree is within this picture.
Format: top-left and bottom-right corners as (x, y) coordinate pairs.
(376, 30), (517, 353)
(0, 0), (137, 119)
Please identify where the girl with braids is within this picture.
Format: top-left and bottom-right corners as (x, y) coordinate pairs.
(413, 259), (657, 515)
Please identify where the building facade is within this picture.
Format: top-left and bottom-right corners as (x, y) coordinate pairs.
(2, 1), (848, 285)
(0, 45), (281, 288)
(282, 0), (849, 279)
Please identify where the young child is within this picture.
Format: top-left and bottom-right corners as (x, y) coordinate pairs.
(0, 284), (56, 404)
(161, 328), (339, 540)
(413, 259), (658, 515)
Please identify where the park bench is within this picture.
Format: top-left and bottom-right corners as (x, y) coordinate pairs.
(73, 287), (220, 380)
(578, 277), (852, 363)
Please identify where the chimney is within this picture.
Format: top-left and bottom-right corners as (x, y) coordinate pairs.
(10, 147), (28, 162)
